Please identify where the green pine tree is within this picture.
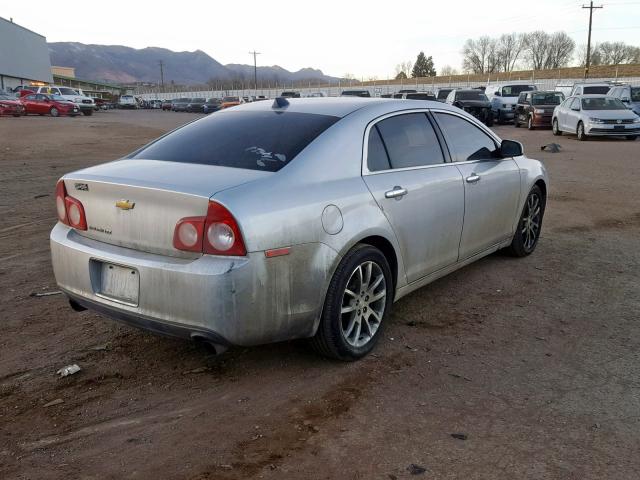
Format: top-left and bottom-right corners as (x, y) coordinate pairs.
(411, 52), (436, 77)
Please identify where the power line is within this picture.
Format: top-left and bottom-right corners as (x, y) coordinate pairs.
(583, 1), (604, 79)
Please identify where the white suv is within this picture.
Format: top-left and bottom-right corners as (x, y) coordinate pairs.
(485, 83), (537, 123)
(29, 86), (95, 116)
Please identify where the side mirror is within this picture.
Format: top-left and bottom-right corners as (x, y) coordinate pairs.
(494, 91), (501, 96)
(500, 139), (523, 158)
(621, 97), (630, 103)
(571, 106), (580, 111)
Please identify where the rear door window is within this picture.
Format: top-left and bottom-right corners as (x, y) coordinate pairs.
(374, 113), (444, 169)
(130, 111), (339, 172)
(366, 126), (391, 172)
(433, 113), (498, 162)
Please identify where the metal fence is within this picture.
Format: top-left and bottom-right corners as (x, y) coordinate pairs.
(136, 76), (640, 101)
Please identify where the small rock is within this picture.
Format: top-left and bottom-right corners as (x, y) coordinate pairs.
(90, 343), (110, 351)
(30, 291), (63, 297)
(43, 398), (64, 408)
(451, 433), (468, 440)
(182, 367), (208, 375)
(312, 426), (320, 433)
(407, 464), (427, 475)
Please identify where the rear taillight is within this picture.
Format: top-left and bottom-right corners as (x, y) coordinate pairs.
(55, 180), (87, 230)
(173, 201), (246, 256)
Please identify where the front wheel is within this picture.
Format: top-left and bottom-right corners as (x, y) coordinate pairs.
(507, 185), (545, 257)
(310, 244), (392, 361)
(50, 107), (59, 117)
(577, 122), (588, 141)
(552, 118), (562, 136)
(82, 109), (93, 116)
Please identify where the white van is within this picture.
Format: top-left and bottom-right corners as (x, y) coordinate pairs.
(28, 85), (95, 115)
(118, 95), (138, 109)
(485, 83), (537, 123)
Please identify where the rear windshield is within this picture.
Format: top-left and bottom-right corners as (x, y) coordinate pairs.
(59, 88), (78, 96)
(191, 98), (206, 102)
(130, 111), (339, 172)
(437, 89), (452, 99)
(630, 87), (640, 102)
(532, 93), (564, 105)
(581, 97), (626, 110)
(583, 86), (611, 95)
(222, 96), (239, 102)
(406, 93), (435, 100)
(501, 85), (535, 96)
(456, 91), (488, 101)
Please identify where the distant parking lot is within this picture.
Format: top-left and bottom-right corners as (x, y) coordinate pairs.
(1, 109), (639, 479)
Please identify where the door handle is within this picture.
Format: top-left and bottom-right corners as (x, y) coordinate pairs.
(466, 174), (481, 184)
(385, 186), (408, 199)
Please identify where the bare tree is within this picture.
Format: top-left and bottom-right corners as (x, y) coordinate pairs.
(628, 46), (640, 64)
(440, 65), (459, 76)
(394, 61), (413, 78)
(544, 31), (575, 69)
(599, 41), (633, 65)
(462, 36), (498, 74)
(523, 31), (550, 70)
(497, 33), (525, 72)
(576, 43), (602, 67)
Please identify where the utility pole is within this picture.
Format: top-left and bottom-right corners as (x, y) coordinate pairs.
(158, 60), (165, 90)
(248, 51), (261, 92)
(582, 1), (603, 79)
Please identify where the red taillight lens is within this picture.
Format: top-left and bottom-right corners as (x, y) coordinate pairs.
(55, 179), (87, 230)
(173, 201), (246, 256)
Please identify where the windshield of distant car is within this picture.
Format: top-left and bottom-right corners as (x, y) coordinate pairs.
(532, 93), (564, 105)
(406, 93), (435, 100)
(58, 88), (78, 96)
(631, 88), (640, 102)
(206, 99), (220, 103)
(222, 96), (239, 102)
(191, 98), (205, 102)
(456, 91), (488, 101)
(130, 111), (340, 172)
(581, 97), (627, 110)
(583, 86), (611, 95)
(501, 85), (535, 97)
(437, 89), (452, 99)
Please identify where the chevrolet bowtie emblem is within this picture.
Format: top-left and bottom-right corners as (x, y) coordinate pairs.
(115, 200), (135, 210)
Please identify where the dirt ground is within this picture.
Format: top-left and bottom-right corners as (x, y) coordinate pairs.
(1, 110), (639, 480)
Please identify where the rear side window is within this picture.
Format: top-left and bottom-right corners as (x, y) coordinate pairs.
(374, 113), (444, 169)
(434, 113), (498, 162)
(130, 111), (339, 172)
(367, 126), (391, 172)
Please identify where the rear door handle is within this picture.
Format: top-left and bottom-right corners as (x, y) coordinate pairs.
(466, 174), (481, 184)
(385, 186), (408, 199)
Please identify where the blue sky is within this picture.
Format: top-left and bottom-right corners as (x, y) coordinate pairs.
(3, 0), (639, 77)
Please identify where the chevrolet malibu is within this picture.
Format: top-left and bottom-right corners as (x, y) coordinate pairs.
(552, 95), (640, 141)
(51, 98), (548, 360)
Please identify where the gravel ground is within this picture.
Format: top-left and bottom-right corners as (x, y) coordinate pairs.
(1, 110), (639, 480)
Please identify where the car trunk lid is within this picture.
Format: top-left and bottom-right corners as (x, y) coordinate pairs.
(63, 159), (271, 257)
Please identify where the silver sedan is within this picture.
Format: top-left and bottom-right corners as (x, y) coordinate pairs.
(50, 98), (548, 360)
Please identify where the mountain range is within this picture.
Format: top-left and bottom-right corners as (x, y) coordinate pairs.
(47, 42), (339, 85)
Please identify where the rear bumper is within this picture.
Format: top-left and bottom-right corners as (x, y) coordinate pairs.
(50, 223), (335, 346)
(532, 114), (553, 127)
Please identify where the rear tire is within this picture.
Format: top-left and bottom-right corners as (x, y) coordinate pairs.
(577, 122), (587, 141)
(507, 185), (545, 257)
(82, 109), (93, 116)
(514, 116), (520, 128)
(626, 136), (637, 141)
(310, 244), (392, 361)
(50, 107), (59, 117)
(552, 118), (562, 136)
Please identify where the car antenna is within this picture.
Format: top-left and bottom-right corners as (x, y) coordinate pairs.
(272, 97), (289, 109)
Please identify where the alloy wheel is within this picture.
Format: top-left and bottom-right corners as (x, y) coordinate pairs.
(521, 192), (541, 251)
(340, 261), (386, 348)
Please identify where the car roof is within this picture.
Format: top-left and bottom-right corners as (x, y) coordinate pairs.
(225, 97), (459, 118)
(575, 94), (613, 98)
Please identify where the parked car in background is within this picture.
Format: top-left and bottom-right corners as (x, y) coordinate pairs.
(434, 88), (454, 102)
(21, 93), (79, 117)
(118, 95), (138, 109)
(341, 90), (371, 97)
(162, 100), (173, 111)
(186, 98), (206, 112)
(552, 95), (640, 141)
(281, 91), (301, 98)
(607, 84), (640, 115)
(28, 85), (95, 115)
(570, 82), (613, 96)
(445, 89), (493, 126)
(402, 92), (437, 101)
(171, 98), (191, 112)
(485, 83), (537, 123)
(220, 96), (242, 109)
(307, 92), (325, 97)
(149, 100), (163, 109)
(515, 91), (564, 130)
(555, 84), (573, 98)
(0, 92), (26, 116)
(203, 98), (221, 114)
(50, 97), (547, 360)
(398, 89), (417, 94)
